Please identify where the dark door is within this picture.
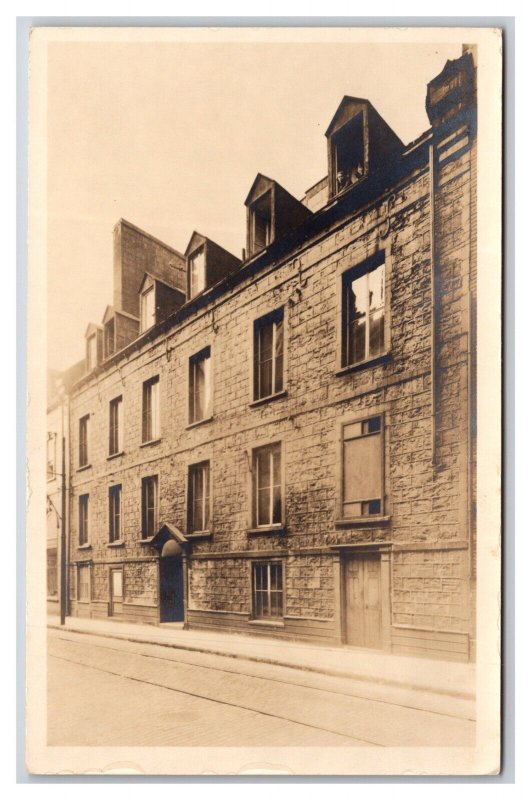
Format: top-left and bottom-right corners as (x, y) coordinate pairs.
(159, 557), (184, 622)
(345, 555), (382, 648)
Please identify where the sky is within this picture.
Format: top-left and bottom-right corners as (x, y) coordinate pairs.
(45, 35), (463, 371)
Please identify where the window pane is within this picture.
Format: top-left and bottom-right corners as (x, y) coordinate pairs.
(272, 486), (282, 524)
(257, 488), (270, 526)
(258, 325), (273, 398)
(190, 249), (206, 297)
(368, 265), (385, 357)
(274, 320), (284, 393)
(151, 381), (159, 437)
(256, 450), (271, 491)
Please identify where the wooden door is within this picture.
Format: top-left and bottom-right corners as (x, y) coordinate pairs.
(345, 555), (382, 648)
(159, 557), (184, 623)
(109, 568), (123, 616)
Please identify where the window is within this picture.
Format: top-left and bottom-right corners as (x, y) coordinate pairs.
(189, 247), (206, 298)
(104, 318), (115, 358)
(47, 433), (56, 480)
(47, 549), (58, 597)
(109, 396), (123, 455)
(77, 564), (90, 602)
(252, 561), (283, 619)
(188, 462), (210, 533)
(332, 113), (365, 194)
(250, 191), (272, 254)
(108, 484), (122, 543)
(79, 494), (89, 546)
(140, 286), (155, 332)
(141, 476), (158, 539)
(142, 376), (160, 443)
(79, 415), (89, 468)
(253, 309), (284, 400)
(189, 347), (212, 424)
(252, 443), (282, 528)
(87, 334), (97, 370)
(341, 416), (383, 518)
(341, 256), (386, 368)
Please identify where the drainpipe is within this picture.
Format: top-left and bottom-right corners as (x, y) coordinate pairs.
(429, 142), (437, 467)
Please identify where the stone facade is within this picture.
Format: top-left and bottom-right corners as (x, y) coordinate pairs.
(65, 50), (477, 661)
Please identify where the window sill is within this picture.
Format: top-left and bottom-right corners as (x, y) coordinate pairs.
(249, 389), (287, 408)
(107, 450), (125, 460)
(247, 525), (286, 536)
(107, 540), (125, 548)
(77, 544), (92, 551)
(186, 531), (213, 540)
(186, 416), (214, 431)
(137, 537), (155, 545)
(336, 352), (391, 377)
(335, 516), (391, 528)
(76, 464), (92, 473)
(140, 438), (161, 448)
(248, 619), (285, 628)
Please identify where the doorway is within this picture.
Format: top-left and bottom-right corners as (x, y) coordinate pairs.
(159, 556), (184, 623)
(344, 554), (382, 648)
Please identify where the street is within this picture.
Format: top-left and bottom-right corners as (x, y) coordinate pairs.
(47, 628), (475, 748)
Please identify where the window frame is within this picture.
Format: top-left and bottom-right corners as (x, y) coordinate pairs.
(142, 376), (160, 444)
(141, 474), (159, 540)
(250, 441), (284, 532)
(337, 412), (387, 524)
(77, 563), (91, 603)
(251, 560), (284, 621)
(109, 395), (123, 456)
(338, 250), (389, 373)
(188, 246), (206, 299)
(104, 318), (115, 359)
(140, 285), (156, 332)
(108, 484), (122, 544)
(188, 346), (213, 426)
(78, 493), (90, 547)
(249, 190), (273, 255)
(252, 308), (285, 403)
(78, 415), (90, 469)
(187, 460), (212, 534)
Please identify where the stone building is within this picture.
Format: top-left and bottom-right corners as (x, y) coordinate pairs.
(63, 49), (477, 661)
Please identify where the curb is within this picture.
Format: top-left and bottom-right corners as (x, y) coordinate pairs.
(48, 622), (475, 701)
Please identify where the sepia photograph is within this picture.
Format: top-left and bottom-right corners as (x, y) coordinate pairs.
(26, 25), (502, 776)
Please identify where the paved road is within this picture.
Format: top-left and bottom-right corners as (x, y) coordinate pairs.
(47, 629), (475, 748)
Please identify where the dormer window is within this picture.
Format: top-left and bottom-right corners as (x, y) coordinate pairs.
(104, 318), (115, 358)
(332, 112), (365, 194)
(140, 285), (155, 332)
(87, 335), (97, 370)
(250, 191), (272, 254)
(189, 247), (206, 299)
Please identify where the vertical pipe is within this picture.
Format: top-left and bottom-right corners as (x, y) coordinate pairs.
(429, 142), (437, 466)
(60, 428), (66, 625)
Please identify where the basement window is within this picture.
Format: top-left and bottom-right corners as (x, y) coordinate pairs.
(252, 561), (283, 619)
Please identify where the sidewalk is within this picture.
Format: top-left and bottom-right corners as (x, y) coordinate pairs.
(48, 614), (475, 701)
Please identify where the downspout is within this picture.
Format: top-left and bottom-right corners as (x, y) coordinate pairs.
(429, 141), (437, 467)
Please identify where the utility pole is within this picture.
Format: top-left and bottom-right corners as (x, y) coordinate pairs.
(60, 432), (66, 625)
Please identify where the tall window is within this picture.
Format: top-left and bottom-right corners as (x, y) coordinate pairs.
(77, 564), (90, 602)
(87, 334), (97, 370)
(108, 484), (122, 543)
(189, 247), (206, 298)
(250, 191), (272, 254)
(253, 561), (283, 619)
(142, 376), (160, 442)
(109, 396), (123, 455)
(79, 415), (89, 468)
(79, 494), (89, 546)
(253, 443), (282, 528)
(46, 433), (56, 480)
(254, 309), (284, 400)
(342, 416), (383, 518)
(140, 286), (156, 332)
(188, 462), (210, 533)
(141, 476), (158, 539)
(342, 256), (385, 367)
(189, 347), (212, 424)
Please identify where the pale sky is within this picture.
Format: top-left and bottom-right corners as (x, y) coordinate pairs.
(46, 36), (463, 371)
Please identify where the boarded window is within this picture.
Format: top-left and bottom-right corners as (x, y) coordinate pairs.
(254, 309), (284, 400)
(253, 561), (283, 619)
(342, 416), (383, 518)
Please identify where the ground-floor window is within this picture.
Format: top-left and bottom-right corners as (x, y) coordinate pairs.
(252, 561), (283, 619)
(77, 563), (91, 602)
(47, 549), (58, 597)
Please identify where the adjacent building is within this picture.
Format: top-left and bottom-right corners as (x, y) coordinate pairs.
(59, 49), (477, 661)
